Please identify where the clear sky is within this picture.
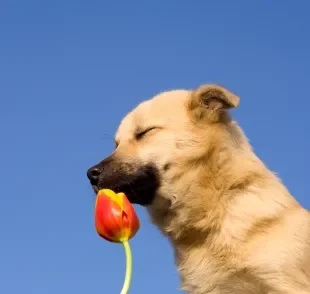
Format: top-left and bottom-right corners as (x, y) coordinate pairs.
(1, 1), (310, 293)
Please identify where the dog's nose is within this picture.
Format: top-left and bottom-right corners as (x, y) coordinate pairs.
(87, 166), (101, 185)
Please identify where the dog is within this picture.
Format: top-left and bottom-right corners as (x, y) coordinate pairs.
(87, 84), (310, 293)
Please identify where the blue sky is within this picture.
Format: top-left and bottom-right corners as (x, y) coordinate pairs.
(1, 1), (310, 293)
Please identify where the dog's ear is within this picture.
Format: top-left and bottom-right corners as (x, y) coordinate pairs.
(188, 84), (240, 122)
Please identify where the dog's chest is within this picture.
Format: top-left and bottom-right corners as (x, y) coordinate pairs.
(176, 249), (264, 294)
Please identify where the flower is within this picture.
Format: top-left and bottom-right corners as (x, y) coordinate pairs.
(94, 189), (140, 243)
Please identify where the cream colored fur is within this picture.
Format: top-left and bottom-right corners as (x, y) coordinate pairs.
(114, 84), (310, 293)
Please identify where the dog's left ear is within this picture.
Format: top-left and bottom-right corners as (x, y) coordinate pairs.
(189, 84), (240, 121)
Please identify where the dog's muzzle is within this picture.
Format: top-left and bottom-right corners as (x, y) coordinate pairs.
(87, 156), (160, 206)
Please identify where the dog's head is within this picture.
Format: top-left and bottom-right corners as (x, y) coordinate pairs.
(87, 84), (240, 207)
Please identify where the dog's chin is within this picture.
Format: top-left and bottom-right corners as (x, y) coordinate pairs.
(94, 163), (160, 206)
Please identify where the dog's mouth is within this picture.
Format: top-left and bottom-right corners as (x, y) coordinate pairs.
(89, 162), (160, 206)
(92, 185), (99, 194)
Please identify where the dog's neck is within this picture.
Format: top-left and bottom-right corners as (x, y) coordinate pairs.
(149, 166), (298, 293)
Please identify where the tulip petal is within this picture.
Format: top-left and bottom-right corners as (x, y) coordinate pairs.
(98, 189), (124, 211)
(95, 193), (122, 242)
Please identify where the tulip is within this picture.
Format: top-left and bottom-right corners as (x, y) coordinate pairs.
(94, 189), (140, 242)
(94, 189), (140, 294)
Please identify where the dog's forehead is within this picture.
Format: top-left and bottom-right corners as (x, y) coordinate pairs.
(115, 90), (191, 140)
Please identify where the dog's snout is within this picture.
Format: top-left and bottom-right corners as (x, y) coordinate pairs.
(87, 166), (101, 185)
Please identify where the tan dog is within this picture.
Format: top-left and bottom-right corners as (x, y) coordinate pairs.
(87, 84), (310, 293)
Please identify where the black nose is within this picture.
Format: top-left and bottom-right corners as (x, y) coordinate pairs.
(87, 166), (101, 185)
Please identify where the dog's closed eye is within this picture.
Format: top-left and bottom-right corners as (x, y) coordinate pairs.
(135, 127), (159, 140)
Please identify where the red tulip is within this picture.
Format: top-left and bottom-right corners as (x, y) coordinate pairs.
(94, 189), (140, 242)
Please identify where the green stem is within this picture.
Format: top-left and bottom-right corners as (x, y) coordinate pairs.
(120, 240), (132, 294)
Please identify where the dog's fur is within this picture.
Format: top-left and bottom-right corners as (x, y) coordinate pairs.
(87, 84), (310, 293)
